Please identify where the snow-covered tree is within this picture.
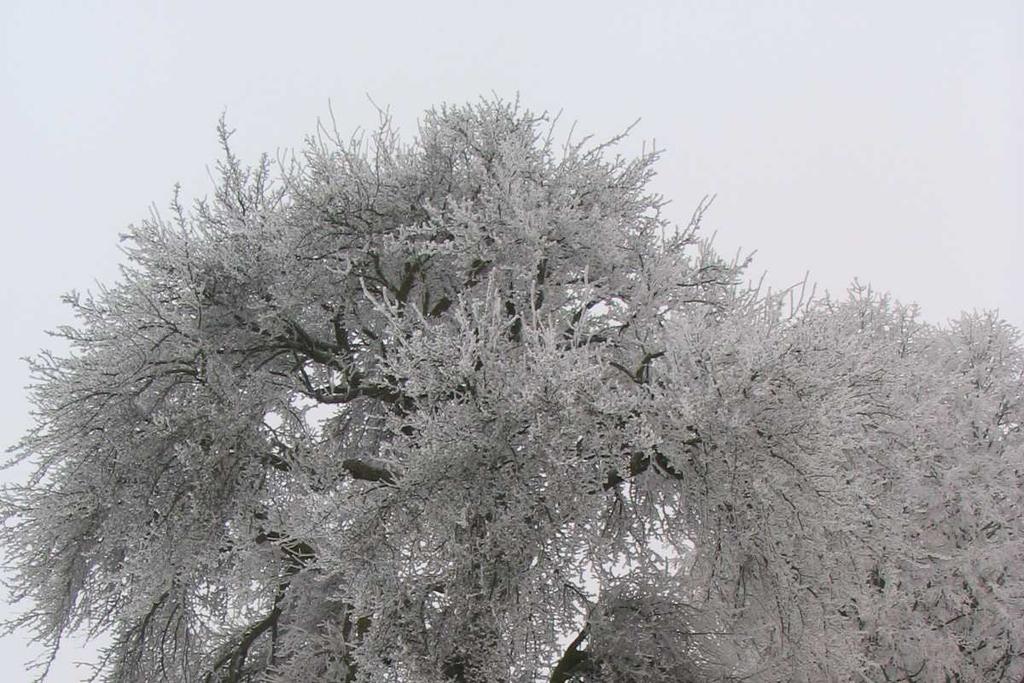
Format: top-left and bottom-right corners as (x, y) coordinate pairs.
(4, 99), (1022, 682)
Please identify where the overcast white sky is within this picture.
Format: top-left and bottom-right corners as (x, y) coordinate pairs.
(1, 1), (1021, 678)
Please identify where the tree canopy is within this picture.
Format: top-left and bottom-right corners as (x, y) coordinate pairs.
(4, 99), (1023, 682)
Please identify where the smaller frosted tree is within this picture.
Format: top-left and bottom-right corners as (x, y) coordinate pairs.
(3, 98), (1023, 682)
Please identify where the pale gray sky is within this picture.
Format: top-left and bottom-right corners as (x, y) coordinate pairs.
(1, 1), (1021, 679)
